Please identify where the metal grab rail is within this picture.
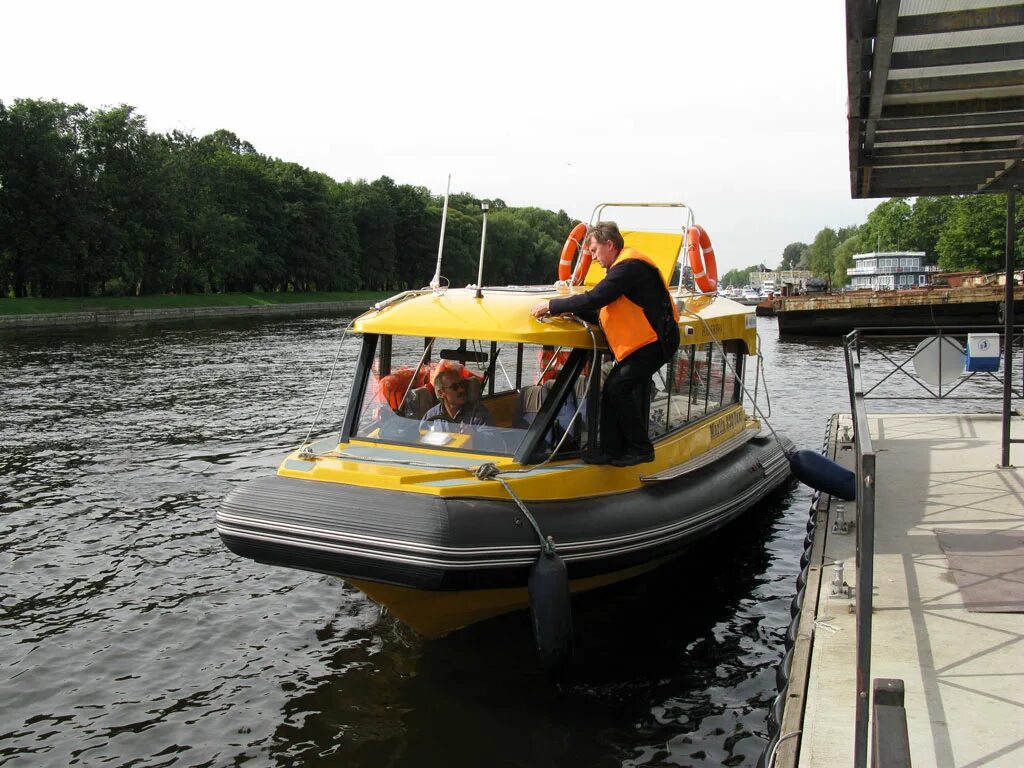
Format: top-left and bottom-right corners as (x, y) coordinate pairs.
(843, 330), (877, 768)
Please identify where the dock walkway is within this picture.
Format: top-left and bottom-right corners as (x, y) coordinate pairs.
(780, 412), (1024, 767)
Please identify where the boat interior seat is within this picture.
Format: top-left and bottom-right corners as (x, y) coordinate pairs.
(400, 387), (437, 419)
(513, 382), (552, 429)
(463, 377), (482, 403)
(513, 379), (588, 447)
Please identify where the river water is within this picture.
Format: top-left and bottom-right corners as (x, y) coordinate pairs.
(0, 314), (1002, 767)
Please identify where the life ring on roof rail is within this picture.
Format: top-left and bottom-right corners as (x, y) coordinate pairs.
(686, 225), (719, 293)
(558, 222), (590, 284)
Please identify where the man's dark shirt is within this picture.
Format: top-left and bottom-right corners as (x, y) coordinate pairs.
(420, 401), (494, 433)
(548, 258), (679, 357)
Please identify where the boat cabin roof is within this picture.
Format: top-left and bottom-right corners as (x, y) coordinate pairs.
(354, 287), (758, 354)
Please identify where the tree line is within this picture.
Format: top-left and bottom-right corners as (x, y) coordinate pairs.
(774, 195), (1024, 288)
(0, 99), (576, 298)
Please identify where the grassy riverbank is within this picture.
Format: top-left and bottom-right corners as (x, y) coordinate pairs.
(0, 291), (392, 315)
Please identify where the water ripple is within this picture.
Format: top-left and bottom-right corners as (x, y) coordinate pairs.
(0, 315), (866, 767)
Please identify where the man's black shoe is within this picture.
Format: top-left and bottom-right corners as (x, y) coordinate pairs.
(582, 450), (614, 465)
(610, 451), (655, 467)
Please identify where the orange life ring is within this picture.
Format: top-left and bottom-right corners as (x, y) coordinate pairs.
(687, 225), (718, 293)
(558, 223), (590, 284)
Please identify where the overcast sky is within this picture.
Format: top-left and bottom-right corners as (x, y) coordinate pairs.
(3, 0), (881, 274)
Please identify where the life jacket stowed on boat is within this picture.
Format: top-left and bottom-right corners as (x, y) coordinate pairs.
(538, 348), (571, 383)
(377, 367), (433, 411)
(598, 249), (681, 361)
(686, 225), (719, 294)
(557, 223), (591, 285)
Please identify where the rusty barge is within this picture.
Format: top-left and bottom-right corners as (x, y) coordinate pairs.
(774, 285), (1024, 337)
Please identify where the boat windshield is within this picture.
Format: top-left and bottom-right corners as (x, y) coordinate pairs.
(349, 335), (590, 458)
(346, 333), (748, 461)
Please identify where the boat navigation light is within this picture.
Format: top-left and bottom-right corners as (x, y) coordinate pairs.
(475, 201), (490, 299)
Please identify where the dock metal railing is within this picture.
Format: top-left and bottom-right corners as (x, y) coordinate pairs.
(842, 325), (1024, 767)
(842, 332), (877, 768)
(846, 325), (1024, 464)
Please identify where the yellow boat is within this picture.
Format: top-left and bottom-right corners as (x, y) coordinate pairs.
(216, 203), (792, 653)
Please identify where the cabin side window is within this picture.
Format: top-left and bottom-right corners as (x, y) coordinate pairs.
(648, 340), (743, 439)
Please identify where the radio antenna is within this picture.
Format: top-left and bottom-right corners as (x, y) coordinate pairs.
(474, 201), (490, 299)
(430, 174), (452, 293)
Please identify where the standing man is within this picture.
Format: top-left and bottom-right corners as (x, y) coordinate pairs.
(530, 222), (680, 466)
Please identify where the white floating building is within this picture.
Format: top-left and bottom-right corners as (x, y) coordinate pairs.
(846, 251), (939, 290)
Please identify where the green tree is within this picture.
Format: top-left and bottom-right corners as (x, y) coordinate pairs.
(781, 242), (809, 270)
(79, 105), (176, 295)
(832, 230), (868, 287)
(385, 180), (436, 289)
(808, 227), (840, 279)
(935, 194), (1023, 273)
(0, 98), (89, 297)
(344, 179), (398, 290)
(862, 198), (911, 252)
(907, 196), (955, 263)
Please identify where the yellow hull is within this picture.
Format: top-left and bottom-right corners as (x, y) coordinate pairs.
(348, 555), (675, 638)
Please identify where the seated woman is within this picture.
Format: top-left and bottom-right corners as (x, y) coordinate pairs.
(420, 367), (494, 433)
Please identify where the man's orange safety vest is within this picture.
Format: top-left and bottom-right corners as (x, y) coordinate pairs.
(598, 248), (680, 361)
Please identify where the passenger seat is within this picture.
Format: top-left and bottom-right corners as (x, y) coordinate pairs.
(400, 387), (436, 419)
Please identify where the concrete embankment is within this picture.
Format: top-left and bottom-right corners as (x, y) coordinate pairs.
(0, 300), (375, 331)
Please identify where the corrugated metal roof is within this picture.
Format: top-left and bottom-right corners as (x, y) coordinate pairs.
(900, 0), (1020, 16)
(847, 0), (1024, 197)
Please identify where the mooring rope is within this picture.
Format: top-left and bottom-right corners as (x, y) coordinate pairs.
(299, 316), (358, 455)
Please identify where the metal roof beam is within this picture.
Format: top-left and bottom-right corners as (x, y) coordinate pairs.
(872, 163), (1007, 182)
(864, 0), (901, 160)
(980, 166), (1024, 190)
(886, 68), (1024, 95)
(867, 149), (1024, 166)
(875, 124), (1024, 142)
(847, 0), (874, 197)
(880, 95), (1024, 118)
(872, 139), (1020, 156)
(877, 109), (1024, 130)
(891, 41), (1024, 69)
(979, 137), (1024, 191)
(869, 181), (980, 194)
(897, 6), (1024, 36)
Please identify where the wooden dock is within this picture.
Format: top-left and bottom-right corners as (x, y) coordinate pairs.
(774, 287), (1024, 337)
(774, 412), (1024, 767)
